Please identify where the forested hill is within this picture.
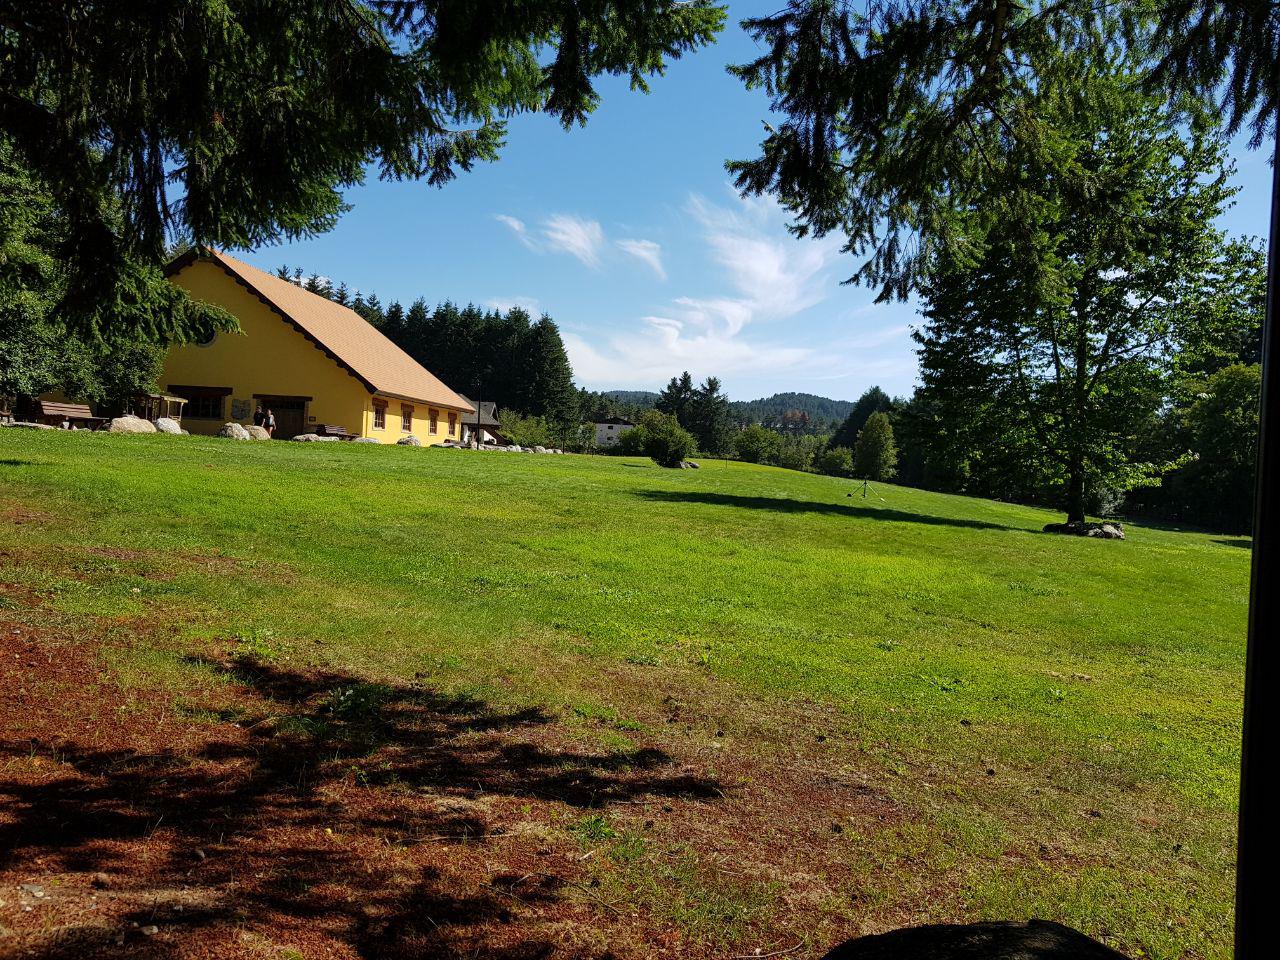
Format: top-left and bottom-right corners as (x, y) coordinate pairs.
(602, 389), (853, 424)
(729, 392), (854, 424)
(602, 390), (661, 407)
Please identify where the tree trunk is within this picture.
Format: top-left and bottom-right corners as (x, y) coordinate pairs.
(1066, 454), (1086, 523)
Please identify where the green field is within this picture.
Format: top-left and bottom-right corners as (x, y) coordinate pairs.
(0, 431), (1248, 958)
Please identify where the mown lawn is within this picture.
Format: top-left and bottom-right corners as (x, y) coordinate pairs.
(0, 430), (1249, 959)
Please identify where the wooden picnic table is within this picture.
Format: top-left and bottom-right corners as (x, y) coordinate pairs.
(315, 424), (356, 439)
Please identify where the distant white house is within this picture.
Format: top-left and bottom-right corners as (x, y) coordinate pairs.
(594, 416), (634, 447)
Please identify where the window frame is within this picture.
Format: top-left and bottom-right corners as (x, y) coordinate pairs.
(372, 400), (387, 431)
(167, 385), (232, 421)
(401, 403), (413, 432)
(429, 408), (439, 435)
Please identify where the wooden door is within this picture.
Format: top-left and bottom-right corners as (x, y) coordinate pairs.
(257, 396), (307, 439)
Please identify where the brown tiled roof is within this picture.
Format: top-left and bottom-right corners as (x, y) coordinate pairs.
(169, 249), (473, 412)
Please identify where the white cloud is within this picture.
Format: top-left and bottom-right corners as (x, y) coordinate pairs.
(494, 194), (915, 395)
(485, 295), (540, 314)
(685, 193), (839, 318)
(567, 192), (846, 387)
(494, 214), (537, 249)
(616, 238), (666, 280)
(542, 214), (606, 268)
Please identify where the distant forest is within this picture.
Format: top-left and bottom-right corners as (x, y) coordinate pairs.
(601, 389), (855, 434)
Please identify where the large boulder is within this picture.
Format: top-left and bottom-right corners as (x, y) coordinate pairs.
(291, 433), (337, 442)
(244, 424), (271, 441)
(218, 422), (251, 440)
(1043, 520), (1125, 540)
(353, 437), (379, 444)
(153, 417), (182, 435)
(108, 415), (156, 434)
(396, 434), (422, 447)
(1, 421), (55, 430)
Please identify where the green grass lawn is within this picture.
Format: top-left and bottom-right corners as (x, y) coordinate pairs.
(0, 430), (1249, 958)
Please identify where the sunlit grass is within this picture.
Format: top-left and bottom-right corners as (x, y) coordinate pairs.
(0, 430), (1248, 957)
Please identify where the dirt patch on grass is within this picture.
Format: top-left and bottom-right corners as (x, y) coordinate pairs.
(0, 504), (56, 527)
(0, 622), (904, 959)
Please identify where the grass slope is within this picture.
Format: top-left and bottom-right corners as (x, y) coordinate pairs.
(0, 431), (1249, 959)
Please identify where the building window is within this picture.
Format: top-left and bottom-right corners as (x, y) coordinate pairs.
(448, 412), (457, 436)
(429, 408), (439, 435)
(168, 386), (231, 420)
(373, 401), (386, 430)
(401, 404), (413, 431)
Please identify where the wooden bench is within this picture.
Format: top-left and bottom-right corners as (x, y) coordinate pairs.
(315, 424), (355, 439)
(35, 400), (108, 430)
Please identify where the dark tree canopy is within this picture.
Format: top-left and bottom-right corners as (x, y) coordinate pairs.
(853, 411), (898, 482)
(1, 140), (232, 407)
(728, 1), (1277, 301)
(1, 1), (725, 329)
(830, 386), (893, 450)
(912, 54), (1236, 521)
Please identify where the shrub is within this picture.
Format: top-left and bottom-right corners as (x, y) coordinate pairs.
(642, 413), (696, 467)
(854, 411), (898, 481)
(498, 409), (552, 448)
(614, 425), (647, 456)
(562, 422), (598, 454)
(619, 410), (696, 467)
(815, 445), (854, 477)
(733, 424), (782, 464)
(774, 434), (821, 473)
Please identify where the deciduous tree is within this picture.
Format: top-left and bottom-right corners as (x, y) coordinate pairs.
(914, 59), (1233, 521)
(853, 412), (898, 481)
(830, 386), (892, 450)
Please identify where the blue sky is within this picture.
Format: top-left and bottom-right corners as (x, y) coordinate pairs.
(236, 2), (1275, 403)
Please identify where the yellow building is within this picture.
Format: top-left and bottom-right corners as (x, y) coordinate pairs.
(163, 250), (471, 442)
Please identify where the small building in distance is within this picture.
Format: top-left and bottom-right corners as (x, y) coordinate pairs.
(162, 249), (471, 442)
(457, 397), (506, 446)
(593, 416), (634, 448)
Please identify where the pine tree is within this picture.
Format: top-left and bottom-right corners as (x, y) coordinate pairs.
(728, 3), (1275, 301)
(1, 142), (231, 405)
(520, 316), (579, 437)
(359, 293), (384, 327)
(2, 2), (725, 329)
(331, 282), (351, 308)
(303, 274), (330, 298)
(687, 376), (733, 455)
(382, 301), (406, 341)
(656, 371), (696, 426)
(830, 387), (892, 450)
(854, 412), (898, 482)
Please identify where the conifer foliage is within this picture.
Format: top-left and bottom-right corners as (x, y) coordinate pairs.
(0, 1), (725, 331)
(273, 268), (581, 440)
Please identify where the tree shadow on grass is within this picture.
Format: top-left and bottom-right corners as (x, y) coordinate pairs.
(637, 490), (1020, 532)
(822, 920), (1129, 959)
(1212, 538), (1252, 549)
(0, 656), (720, 958)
